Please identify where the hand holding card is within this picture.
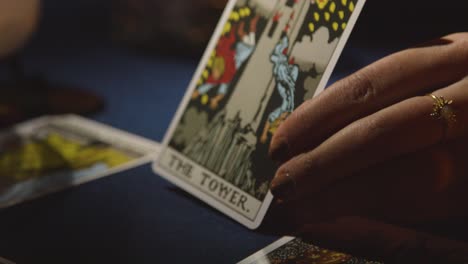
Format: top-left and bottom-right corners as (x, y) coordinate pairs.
(268, 33), (468, 261)
(154, 0), (367, 229)
(269, 33), (468, 215)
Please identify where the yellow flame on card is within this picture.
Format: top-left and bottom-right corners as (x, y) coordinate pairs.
(317, 0), (329, 9)
(223, 22), (231, 34)
(339, 10), (345, 19)
(349, 1), (355, 12)
(314, 12), (320, 21)
(244, 7), (251, 17)
(309, 22), (315, 32)
(201, 95), (209, 105)
(233, 12), (240, 21)
(329, 2), (336, 13)
(332, 22), (339, 31)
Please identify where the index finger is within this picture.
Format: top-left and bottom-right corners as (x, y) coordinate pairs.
(270, 33), (468, 163)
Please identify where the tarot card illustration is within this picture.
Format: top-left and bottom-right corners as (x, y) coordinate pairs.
(238, 237), (382, 264)
(0, 115), (159, 208)
(155, 0), (366, 228)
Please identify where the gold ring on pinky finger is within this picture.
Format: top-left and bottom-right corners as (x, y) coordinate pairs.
(428, 94), (457, 140)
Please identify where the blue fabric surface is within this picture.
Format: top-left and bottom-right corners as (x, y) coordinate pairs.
(0, 3), (277, 263)
(0, 1), (401, 263)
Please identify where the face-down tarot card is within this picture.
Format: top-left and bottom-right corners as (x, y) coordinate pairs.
(237, 237), (382, 264)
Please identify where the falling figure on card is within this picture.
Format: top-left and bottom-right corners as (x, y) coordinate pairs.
(260, 36), (299, 144)
(192, 14), (260, 110)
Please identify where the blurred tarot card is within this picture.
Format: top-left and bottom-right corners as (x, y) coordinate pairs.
(0, 115), (160, 208)
(154, 0), (367, 228)
(0, 256), (15, 264)
(237, 237), (382, 264)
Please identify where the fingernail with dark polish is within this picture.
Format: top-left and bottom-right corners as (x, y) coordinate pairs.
(271, 172), (295, 201)
(269, 137), (290, 164)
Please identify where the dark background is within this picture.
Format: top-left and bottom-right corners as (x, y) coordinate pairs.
(0, 1), (466, 263)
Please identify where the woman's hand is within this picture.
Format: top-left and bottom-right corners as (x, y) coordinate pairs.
(267, 33), (468, 262)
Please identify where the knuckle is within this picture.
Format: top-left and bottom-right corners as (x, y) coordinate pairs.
(343, 69), (379, 104)
(454, 38), (468, 53)
(446, 32), (468, 41)
(355, 115), (387, 140)
(448, 34), (468, 63)
(461, 76), (468, 85)
(279, 105), (303, 133)
(285, 99), (317, 131)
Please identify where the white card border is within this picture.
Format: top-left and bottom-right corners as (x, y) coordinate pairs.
(153, 0), (367, 229)
(237, 236), (295, 264)
(157, 147), (273, 228)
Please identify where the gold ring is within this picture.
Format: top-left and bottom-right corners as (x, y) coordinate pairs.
(429, 94), (457, 122)
(428, 94), (457, 139)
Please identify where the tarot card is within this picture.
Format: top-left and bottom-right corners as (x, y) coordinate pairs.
(154, 0), (367, 228)
(237, 237), (382, 264)
(0, 115), (160, 208)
